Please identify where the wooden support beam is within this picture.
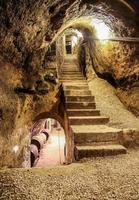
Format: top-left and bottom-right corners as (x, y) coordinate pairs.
(93, 37), (139, 43)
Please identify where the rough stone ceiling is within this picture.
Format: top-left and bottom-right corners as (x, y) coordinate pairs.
(125, 0), (139, 13)
(119, 0), (137, 13)
(0, 0), (138, 68)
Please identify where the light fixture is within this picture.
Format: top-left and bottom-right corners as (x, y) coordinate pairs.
(93, 19), (111, 40)
(72, 35), (78, 47)
(12, 145), (19, 154)
(72, 29), (83, 47)
(74, 29), (83, 38)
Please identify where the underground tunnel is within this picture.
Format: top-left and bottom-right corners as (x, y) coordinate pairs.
(0, 0), (139, 199)
(30, 118), (66, 168)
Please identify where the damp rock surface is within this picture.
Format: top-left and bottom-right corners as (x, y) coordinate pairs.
(0, 148), (139, 200)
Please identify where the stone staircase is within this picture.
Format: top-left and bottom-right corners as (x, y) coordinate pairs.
(60, 58), (127, 160)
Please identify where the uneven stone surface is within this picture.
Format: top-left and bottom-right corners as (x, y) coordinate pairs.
(67, 109), (100, 116)
(67, 102), (96, 109)
(69, 116), (109, 125)
(0, 148), (139, 200)
(77, 144), (127, 159)
(0, 55), (61, 167)
(79, 41), (139, 116)
(72, 125), (121, 143)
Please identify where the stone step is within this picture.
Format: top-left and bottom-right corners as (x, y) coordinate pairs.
(61, 70), (82, 74)
(62, 65), (78, 67)
(66, 102), (96, 109)
(60, 69), (82, 74)
(61, 79), (86, 82)
(76, 144), (127, 159)
(61, 72), (81, 74)
(61, 69), (81, 72)
(69, 116), (109, 125)
(66, 95), (94, 102)
(76, 141), (119, 146)
(61, 75), (84, 79)
(65, 90), (92, 96)
(63, 63), (77, 65)
(61, 73), (83, 76)
(61, 67), (79, 69)
(62, 64), (77, 67)
(67, 109), (100, 116)
(64, 85), (89, 90)
(61, 69), (79, 72)
(61, 75), (83, 78)
(62, 67), (78, 69)
(60, 80), (87, 84)
(71, 125), (122, 144)
(63, 61), (77, 63)
(60, 77), (85, 80)
(63, 82), (88, 86)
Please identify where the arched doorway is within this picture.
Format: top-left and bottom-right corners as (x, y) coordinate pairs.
(30, 118), (66, 167)
(30, 107), (75, 167)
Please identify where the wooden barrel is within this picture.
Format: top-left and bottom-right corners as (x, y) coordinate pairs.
(31, 132), (48, 151)
(31, 139), (41, 151)
(40, 129), (49, 141)
(30, 144), (39, 167)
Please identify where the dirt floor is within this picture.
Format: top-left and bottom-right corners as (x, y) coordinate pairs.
(0, 148), (139, 200)
(36, 128), (66, 167)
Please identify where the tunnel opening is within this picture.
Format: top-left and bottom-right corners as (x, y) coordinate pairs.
(30, 118), (66, 168)
(55, 28), (84, 76)
(65, 35), (72, 54)
(53, 19), (115, 84)
(60, 28), (83, 56)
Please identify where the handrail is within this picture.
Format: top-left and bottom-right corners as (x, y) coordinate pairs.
(93, 37), (139, 43)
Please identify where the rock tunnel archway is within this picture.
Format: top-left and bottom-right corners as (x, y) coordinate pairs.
(30, 117), (66, 167)
(33, 107), (75, 165)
